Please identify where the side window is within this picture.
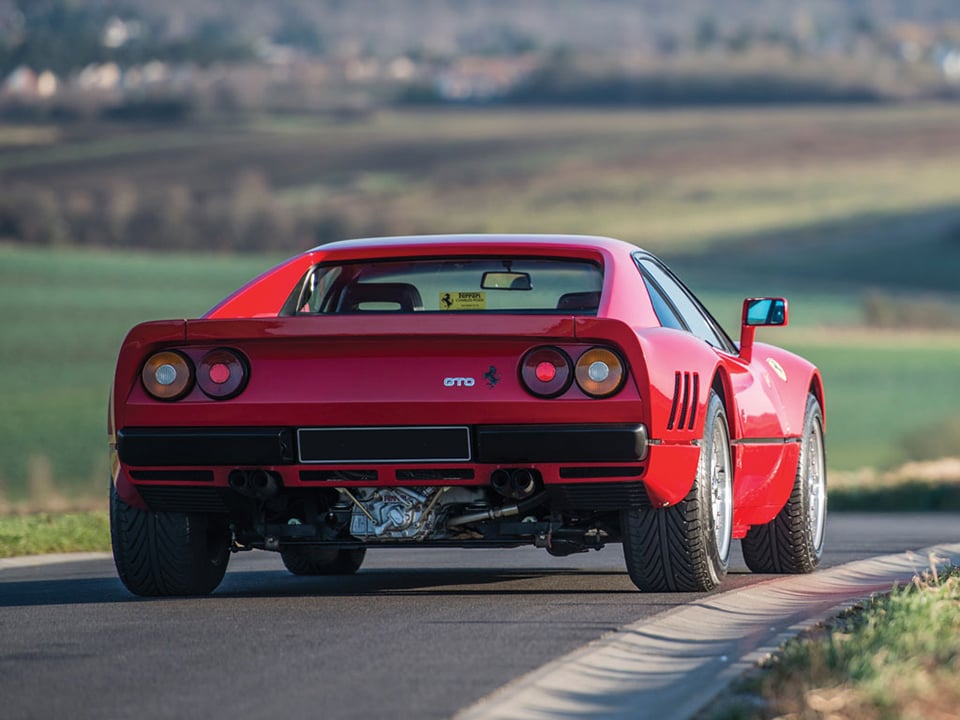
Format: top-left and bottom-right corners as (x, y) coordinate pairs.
(642, 274), (686, 331)
(637, 257), (729, 350)
(301, 266), (343, 313)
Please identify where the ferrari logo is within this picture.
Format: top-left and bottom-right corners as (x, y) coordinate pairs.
(766, 357), (787, 382)
(484, 365), (501, 388)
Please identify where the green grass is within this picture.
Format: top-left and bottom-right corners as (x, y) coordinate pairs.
(710, 567), (960, 719)
(0, 511), (110, 557)
(829, 481), (960, 512)
(0, 245), (280, 502)
(785, 338), (960, 470)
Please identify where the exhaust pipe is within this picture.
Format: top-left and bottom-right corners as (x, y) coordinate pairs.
(511, 469), (537, 499)
(490, 469), (512, 496)
(228, 469), (249, 493)
(490, 468), (540, 500)
(229, 469), (281, 499)
(250, 469), (280, 498)
(446, 492), (546, 528)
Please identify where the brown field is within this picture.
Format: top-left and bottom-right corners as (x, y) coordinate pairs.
(4, 104), (960, 261)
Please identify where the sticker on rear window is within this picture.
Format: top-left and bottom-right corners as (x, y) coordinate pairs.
(440, 292), (486, 310)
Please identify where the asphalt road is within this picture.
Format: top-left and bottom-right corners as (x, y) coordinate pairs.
(2, 513), (959, 720)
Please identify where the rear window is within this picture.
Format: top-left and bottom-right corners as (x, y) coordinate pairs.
(295, 257), (603, 314)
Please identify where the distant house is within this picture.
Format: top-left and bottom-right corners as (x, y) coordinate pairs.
(889, 22), (936, 63)
(435, 55), (540, 101)
(2, 66), (38, 96)
(76, 63), (122, 91)
(36, 71), (58, 97)
(941, 49), (960, 82)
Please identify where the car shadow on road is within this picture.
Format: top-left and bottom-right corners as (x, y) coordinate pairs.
(0, 566), (710, 606)
(217, 567), (646, 598)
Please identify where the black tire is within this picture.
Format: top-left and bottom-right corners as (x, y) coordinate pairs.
(280, 547), (366, 576)
(741, 393), (827, 574)
(110, 482), (231, 596)
(620, 390), (733, 592)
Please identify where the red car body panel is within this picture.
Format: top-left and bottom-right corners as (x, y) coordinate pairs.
(110, 234), (823, 544)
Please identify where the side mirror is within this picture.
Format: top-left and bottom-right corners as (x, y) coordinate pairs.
(742, 297), (788, 327)
(740, 297), (788, 361)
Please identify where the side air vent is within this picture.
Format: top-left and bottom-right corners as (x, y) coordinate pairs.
(667, 371), (699, 431)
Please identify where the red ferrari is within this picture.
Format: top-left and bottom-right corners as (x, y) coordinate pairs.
(109, 234), (827, 596)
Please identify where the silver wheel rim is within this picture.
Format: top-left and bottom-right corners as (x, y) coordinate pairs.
(710, 417), (733, 560)
(807, 419), (827, 550)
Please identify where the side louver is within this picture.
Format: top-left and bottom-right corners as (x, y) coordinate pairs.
(667, 371), (699, 431)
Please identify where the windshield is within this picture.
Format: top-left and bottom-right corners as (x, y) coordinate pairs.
(295, 257), (603, 314)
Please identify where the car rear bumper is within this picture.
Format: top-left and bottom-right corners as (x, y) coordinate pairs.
(113, 422), (699, 511)
(117, 423), (649, 467)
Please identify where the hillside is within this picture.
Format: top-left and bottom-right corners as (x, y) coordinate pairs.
(21, 0), (959, 57)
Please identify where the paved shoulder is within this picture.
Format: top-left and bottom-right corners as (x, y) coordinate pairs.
(458, 543), (960, 720)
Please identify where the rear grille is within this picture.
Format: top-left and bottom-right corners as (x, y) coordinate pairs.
(395, 469), (475, 481)
(667, 371), (699, 431)
(300, 470), (379, 482)
(129, 470), (214, 482)
(137, 486), (229, 514)
(549, 482), (651, 510)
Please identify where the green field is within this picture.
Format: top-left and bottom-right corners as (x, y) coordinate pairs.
(0, 246), (277, 505)
(1, 105), (959, 506)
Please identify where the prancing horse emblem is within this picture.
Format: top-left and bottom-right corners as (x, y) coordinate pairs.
(484, 365), (501, 388)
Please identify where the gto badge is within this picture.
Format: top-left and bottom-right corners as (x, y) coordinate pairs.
(443, 377), (475, 387)
(766, 358), (787, 382)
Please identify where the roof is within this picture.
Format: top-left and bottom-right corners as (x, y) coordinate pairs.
(309, 234), (642, 257)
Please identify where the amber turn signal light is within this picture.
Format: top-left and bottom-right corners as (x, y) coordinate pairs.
(575, 347), (626, 398)
(141, 350), (194, 401)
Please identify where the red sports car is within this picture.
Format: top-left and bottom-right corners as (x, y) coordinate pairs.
(109, 234), (826, 596)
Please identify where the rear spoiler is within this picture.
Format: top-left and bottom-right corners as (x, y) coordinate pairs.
(184, 315), (579, 342)
(182, 316), (645, 346)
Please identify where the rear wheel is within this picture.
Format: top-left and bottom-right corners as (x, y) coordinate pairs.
(281, 546), (366, 575)
(110, 483), (230, 596)
(742, 393), (826, 573)
(621, 390), (732, 592)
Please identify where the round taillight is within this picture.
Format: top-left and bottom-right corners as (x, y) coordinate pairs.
(575, 347), (626, 398)
(520, 346), (572, 398)
(197, 348), (248, 399)
(535, 361), (556, 382)
(141, 350), (193, 401)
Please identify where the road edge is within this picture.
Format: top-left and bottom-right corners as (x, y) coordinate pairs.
(455, 543), (960, 720)
(0, 551), (111, 570)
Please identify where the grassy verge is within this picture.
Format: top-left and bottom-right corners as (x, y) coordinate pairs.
(0, 511), (110, 558)
(830, 459), (960, 512)
(831, 482), (960, 512)
(709, 566), (960, 720)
